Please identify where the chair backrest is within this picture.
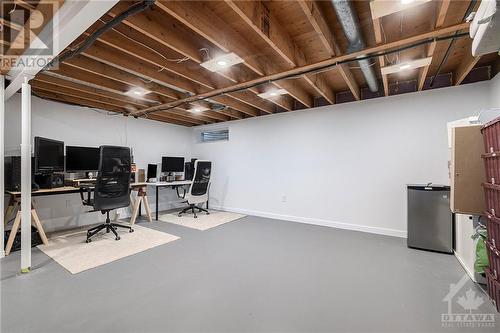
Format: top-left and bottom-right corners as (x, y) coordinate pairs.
(188, 160), (211, 197)
(93, 146), (131, 211)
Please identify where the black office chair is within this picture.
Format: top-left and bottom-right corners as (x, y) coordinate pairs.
(177, 160), (211, 218)
(80, 146), (134, 243)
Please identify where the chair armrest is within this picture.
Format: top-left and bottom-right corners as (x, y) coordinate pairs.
(79, 186), (94, 206)
(176, 186), (186, 199)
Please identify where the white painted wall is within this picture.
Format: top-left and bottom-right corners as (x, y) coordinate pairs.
(4, 78), (498, 236)
(192, 80), (494, 238)
(490, 72), (500, 108)
(5, 94), (192, 232)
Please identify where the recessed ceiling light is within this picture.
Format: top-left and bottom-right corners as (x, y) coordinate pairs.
(257, 89), (288, 99)
(401, 0), (415, 4)
(189, 105), (210, 113)
(381, 57), (433, 75)
(127, 87), (150, 97)
(201, 52), (244, 72)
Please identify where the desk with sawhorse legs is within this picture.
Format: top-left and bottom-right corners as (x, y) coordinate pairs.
(4, 183), (153, 255)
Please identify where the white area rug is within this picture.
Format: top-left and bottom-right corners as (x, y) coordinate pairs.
(37, 224), (179, 274)
(159, 210), (245, 231)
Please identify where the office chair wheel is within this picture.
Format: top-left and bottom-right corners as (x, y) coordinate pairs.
(129, 228), (134, 233)
(194, 215), (198, 219)
(86, 238), (92, 243)
(206, 212), (210, 215)
(115, 236), (120, 241)
(178, 213), (182, 217)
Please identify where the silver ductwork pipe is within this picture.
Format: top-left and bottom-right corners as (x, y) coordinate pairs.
(331, 0), (379, 92)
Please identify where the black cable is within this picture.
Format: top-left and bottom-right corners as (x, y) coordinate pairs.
(429, 0), (477, 87)
(139, 32), (470, 116)
(41, 0), (156, 72)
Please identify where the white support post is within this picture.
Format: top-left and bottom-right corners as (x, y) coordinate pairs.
(20, 76), (32, 272)
(0, 75), (4, 259)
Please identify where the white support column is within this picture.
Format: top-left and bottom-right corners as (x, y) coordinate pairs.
(20, 76), (32, 272)
(0, 75), (4, 259)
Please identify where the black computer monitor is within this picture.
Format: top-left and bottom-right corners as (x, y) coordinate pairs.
(34, 137), (64, 173)
(147, 164), (158, 179)
(161, 156), (185, 173)
(65, 146), (100, 172)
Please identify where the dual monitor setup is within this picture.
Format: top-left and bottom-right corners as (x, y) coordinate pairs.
(5, 136), (195, 191)
(147, 157), (197, 183)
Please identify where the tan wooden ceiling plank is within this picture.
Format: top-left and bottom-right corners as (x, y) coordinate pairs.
(108, 2), (203, 63)
(154, 0), (299, 111)
(224, 0), (317, 108)
(298, 0), (358, 100)
(372, 17), (389, 96)
(46, 66), (168, 105)
(131, 21), (470, 117)
(32, 81), (140, 111)
(33, 89), (127, 114)
(212, 95), (260, 117)
(83, 41), (202, 95)
(454, 53), (481, 85)
(35, 73), (150, 108)
(64, 55), (181, 100)
(417, 0), (451, 91)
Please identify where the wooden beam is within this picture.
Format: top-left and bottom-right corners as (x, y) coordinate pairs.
(224, 0), (320, 107)
(83, 41), (202, 95)
(212, 95), (260, 117)
(417, 0), (451, 91)
(65, 55), (181, 100)
(296, 0), (335, 55)
(131, 21), (471, 117)
(102, 12), (273, 115)
(35, 73), (150, 108)
(31, 80), (142, 112)
(297, 0), (356, 102)
(48, 65), (169, 105)
(372, 17), (389, 96)
(33, 89), (126, 114)
(153, 0), (301, 111)
(454, 53), (481, 86)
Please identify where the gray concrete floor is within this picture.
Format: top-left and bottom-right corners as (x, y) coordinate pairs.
(1, 213), (499, 333)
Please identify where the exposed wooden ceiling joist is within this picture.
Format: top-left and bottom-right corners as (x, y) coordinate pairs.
(417, 0), (451, 91)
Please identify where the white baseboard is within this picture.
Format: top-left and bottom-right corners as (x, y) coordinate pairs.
(210, 205), (407, 238)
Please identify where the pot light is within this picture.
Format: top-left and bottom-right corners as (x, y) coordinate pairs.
(127, 87), (150, 97)
(381, 57), (432, 76)
(189, 105), (209, 113)
(401, 0), (415, 4)
(201, 52), (244, 72)
(257, 89), (288, 99)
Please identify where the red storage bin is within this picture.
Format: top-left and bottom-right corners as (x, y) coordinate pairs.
(482, 152), (500, 185)
(486, 241), (500, 281)
(485, 212), (500, 248)
(482, 117), (500, 153)
(483, 183), (500, 217)
(485, 268), (500, 312)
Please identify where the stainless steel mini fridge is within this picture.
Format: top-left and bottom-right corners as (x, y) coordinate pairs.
(407, 184), (453, 254)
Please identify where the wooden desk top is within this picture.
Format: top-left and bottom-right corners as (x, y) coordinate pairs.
(6, 186), (81, 197)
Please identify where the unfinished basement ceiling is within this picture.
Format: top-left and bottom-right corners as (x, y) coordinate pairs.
(2, 0), (499, 126)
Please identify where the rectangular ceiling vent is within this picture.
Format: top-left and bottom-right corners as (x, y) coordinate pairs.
(200, 129), (229, 143)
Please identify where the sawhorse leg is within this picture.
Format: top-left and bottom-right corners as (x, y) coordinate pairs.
(4, 202), (49, 256)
